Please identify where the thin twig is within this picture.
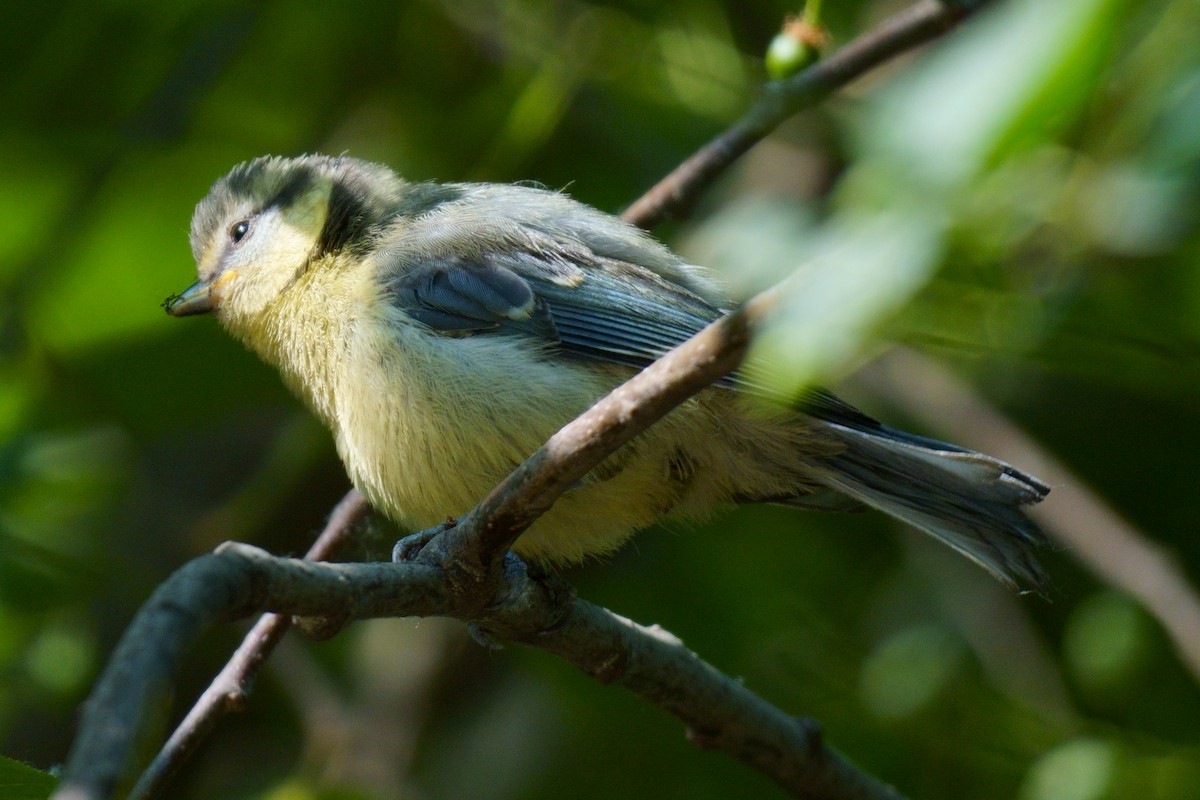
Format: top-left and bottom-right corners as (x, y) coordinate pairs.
(129, 490), (369, 800)
(861, 349), (1200, 684)
(621, 0), (988, 229)
(435, 0), (994, 591)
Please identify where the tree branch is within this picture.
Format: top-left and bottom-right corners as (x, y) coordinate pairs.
(432, 0), (996, 587)
(129, 489), (369, 800)
(52, 280), (885, 800)
(621, 0), (989, 229)
(423, 297), (764, 586)
(53, 550), (448, 800)
(516, 593), (899, 799)
(55, 541), (900, 800)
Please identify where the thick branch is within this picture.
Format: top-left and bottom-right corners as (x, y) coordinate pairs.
(53, 550), (446, 800)
(621, 0), (989, 229)
(129, 489), (369, 800)
(54, 543), (899, 800)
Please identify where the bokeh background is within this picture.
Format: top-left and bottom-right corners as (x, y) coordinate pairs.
(4, 0), (1200, 798)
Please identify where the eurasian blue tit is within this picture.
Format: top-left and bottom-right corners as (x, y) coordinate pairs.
(165, 155), (1049, 590)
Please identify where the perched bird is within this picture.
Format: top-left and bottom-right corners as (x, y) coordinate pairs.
(165, 154), (1049, 591)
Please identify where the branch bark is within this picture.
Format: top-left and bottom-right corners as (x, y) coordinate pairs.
(428, 0), (995, 592)
(128, 489), (369, 800)
(56, 542), (900, 800)
(424, 299), (762, 584)
(52, 278), (885, 800)
(53, 550), (448, 800)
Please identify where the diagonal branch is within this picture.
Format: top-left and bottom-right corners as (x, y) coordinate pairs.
(622, 0), (990, 229)
(424, 297), (764, 584)
(861, 349), (1200, 684)
(437, 0), (996, 586)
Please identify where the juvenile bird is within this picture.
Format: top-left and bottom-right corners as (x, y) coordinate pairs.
(165, 154), (1049, 591)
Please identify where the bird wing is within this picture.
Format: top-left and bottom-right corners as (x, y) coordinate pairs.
(380, 196), (873, 424)
(384, 243), (724, 373)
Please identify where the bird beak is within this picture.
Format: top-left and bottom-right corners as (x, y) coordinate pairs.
(162, 271), (238, 317)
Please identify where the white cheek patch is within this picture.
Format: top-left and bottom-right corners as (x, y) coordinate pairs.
(272, 221), (320, 279)
(210, 184), (333, 317)
(273, 185), (331, 280)
(232, 227), (301, 310)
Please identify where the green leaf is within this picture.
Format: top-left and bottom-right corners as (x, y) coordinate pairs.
(866, 0), (1128, 191)
(748, 0), (1129, 398)
(748, 206), (945, 397)
(0, 754), (57, 799)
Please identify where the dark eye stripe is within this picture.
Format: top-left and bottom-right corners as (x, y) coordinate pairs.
(269, 164), (315, 210)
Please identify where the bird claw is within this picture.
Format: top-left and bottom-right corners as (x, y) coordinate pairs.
(391, 518), (457, 562)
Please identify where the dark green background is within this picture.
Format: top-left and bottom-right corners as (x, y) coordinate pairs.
(3, 0), (1199, 798)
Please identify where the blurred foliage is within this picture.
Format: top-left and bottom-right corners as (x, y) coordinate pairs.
(2, 0), (1200, 798)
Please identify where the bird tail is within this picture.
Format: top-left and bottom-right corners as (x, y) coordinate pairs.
(810, 421), (1051, 593)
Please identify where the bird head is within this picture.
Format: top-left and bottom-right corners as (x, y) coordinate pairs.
(163, 154), (402, 325)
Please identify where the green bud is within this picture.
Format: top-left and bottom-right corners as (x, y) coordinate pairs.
(765, 16), (827, 81)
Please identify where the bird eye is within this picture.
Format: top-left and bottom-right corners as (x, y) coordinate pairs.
(229, 220), (251, 244)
